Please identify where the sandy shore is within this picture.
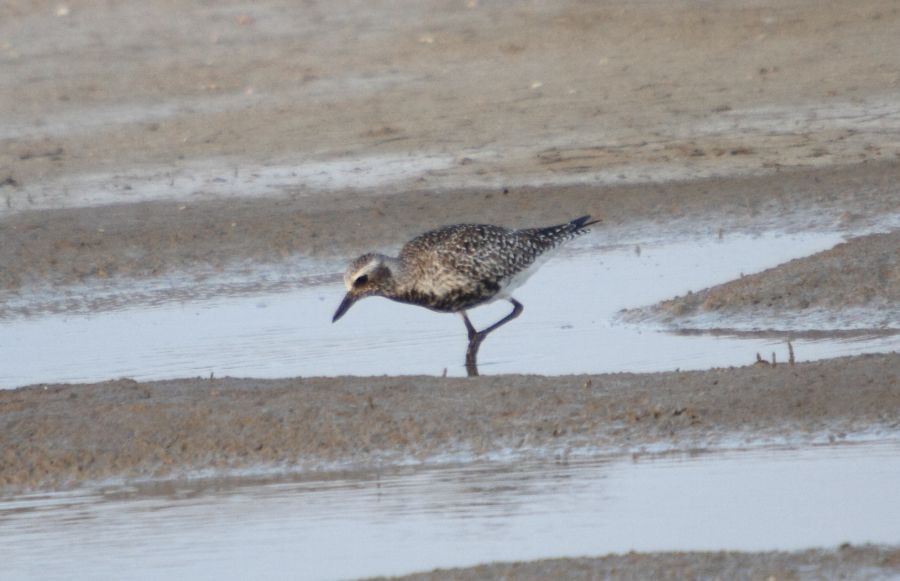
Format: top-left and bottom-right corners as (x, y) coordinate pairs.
(4, 352), (898, 491)
(375, 544), (900, 580)
(6, 0), (900, 194)
(2, 0), (900, 578)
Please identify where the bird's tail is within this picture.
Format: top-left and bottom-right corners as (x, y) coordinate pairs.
(570, 215), (602, 230)
(532, 214), (601, 239)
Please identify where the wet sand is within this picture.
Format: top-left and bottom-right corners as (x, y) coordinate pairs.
(377, 545), (900, 581)
(4, 0), (900, 203)
(3, 0), (900, 301)
(1, 160), (899, 299)
(2, 0), (900, 577)
(4, 352), (899, 492)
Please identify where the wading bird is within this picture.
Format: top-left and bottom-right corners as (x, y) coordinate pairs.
(333, 215), (599, 376)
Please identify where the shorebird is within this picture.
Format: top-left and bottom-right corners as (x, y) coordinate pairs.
(332, 215), (599, 376)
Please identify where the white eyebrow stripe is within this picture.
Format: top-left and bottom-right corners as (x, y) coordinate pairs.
(344, 256), (383, 290)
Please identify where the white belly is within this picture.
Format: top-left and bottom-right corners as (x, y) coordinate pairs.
(494, 251), (553, 300)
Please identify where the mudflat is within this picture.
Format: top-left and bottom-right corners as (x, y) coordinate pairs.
(2, 0), (899, 578)
(374, 545), (900, 581)
(3, 0), (900, 299)
(3, 353), (899, 491)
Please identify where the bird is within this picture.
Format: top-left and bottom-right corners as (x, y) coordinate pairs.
(332, 215), (600, 376)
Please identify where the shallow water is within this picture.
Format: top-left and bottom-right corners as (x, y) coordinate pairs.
(3, 441), (899, 581)
(2, 231), (898, 388)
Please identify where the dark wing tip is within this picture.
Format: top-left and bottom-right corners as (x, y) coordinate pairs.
(530, 215), (601, 239)
(572, 215), (601, 229)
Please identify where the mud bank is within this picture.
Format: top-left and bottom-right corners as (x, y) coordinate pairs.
(2, 352), (898, 492)
(622, 229), (900, 331)
(376, 544), (900, 581)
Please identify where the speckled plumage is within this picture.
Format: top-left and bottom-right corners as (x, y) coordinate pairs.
(394, 218), (592, 311)
(334, 215), (598, 317)
(332, 215), (599, 376)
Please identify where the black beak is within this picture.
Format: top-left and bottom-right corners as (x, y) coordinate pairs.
(332, 292), (358, 323)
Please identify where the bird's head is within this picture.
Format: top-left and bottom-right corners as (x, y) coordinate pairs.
(332, 253), (396, 322)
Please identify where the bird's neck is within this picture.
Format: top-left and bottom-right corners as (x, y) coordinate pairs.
(376, 255), (408, 296)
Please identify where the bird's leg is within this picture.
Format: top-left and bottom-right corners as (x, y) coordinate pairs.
(462, 299), (524, 377)
(463, 311), (478, 342)
(462, 312), (481, 376)
(479, 299), (524, 337)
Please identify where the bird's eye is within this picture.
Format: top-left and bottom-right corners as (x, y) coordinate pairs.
(353, 274), (369, 287)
